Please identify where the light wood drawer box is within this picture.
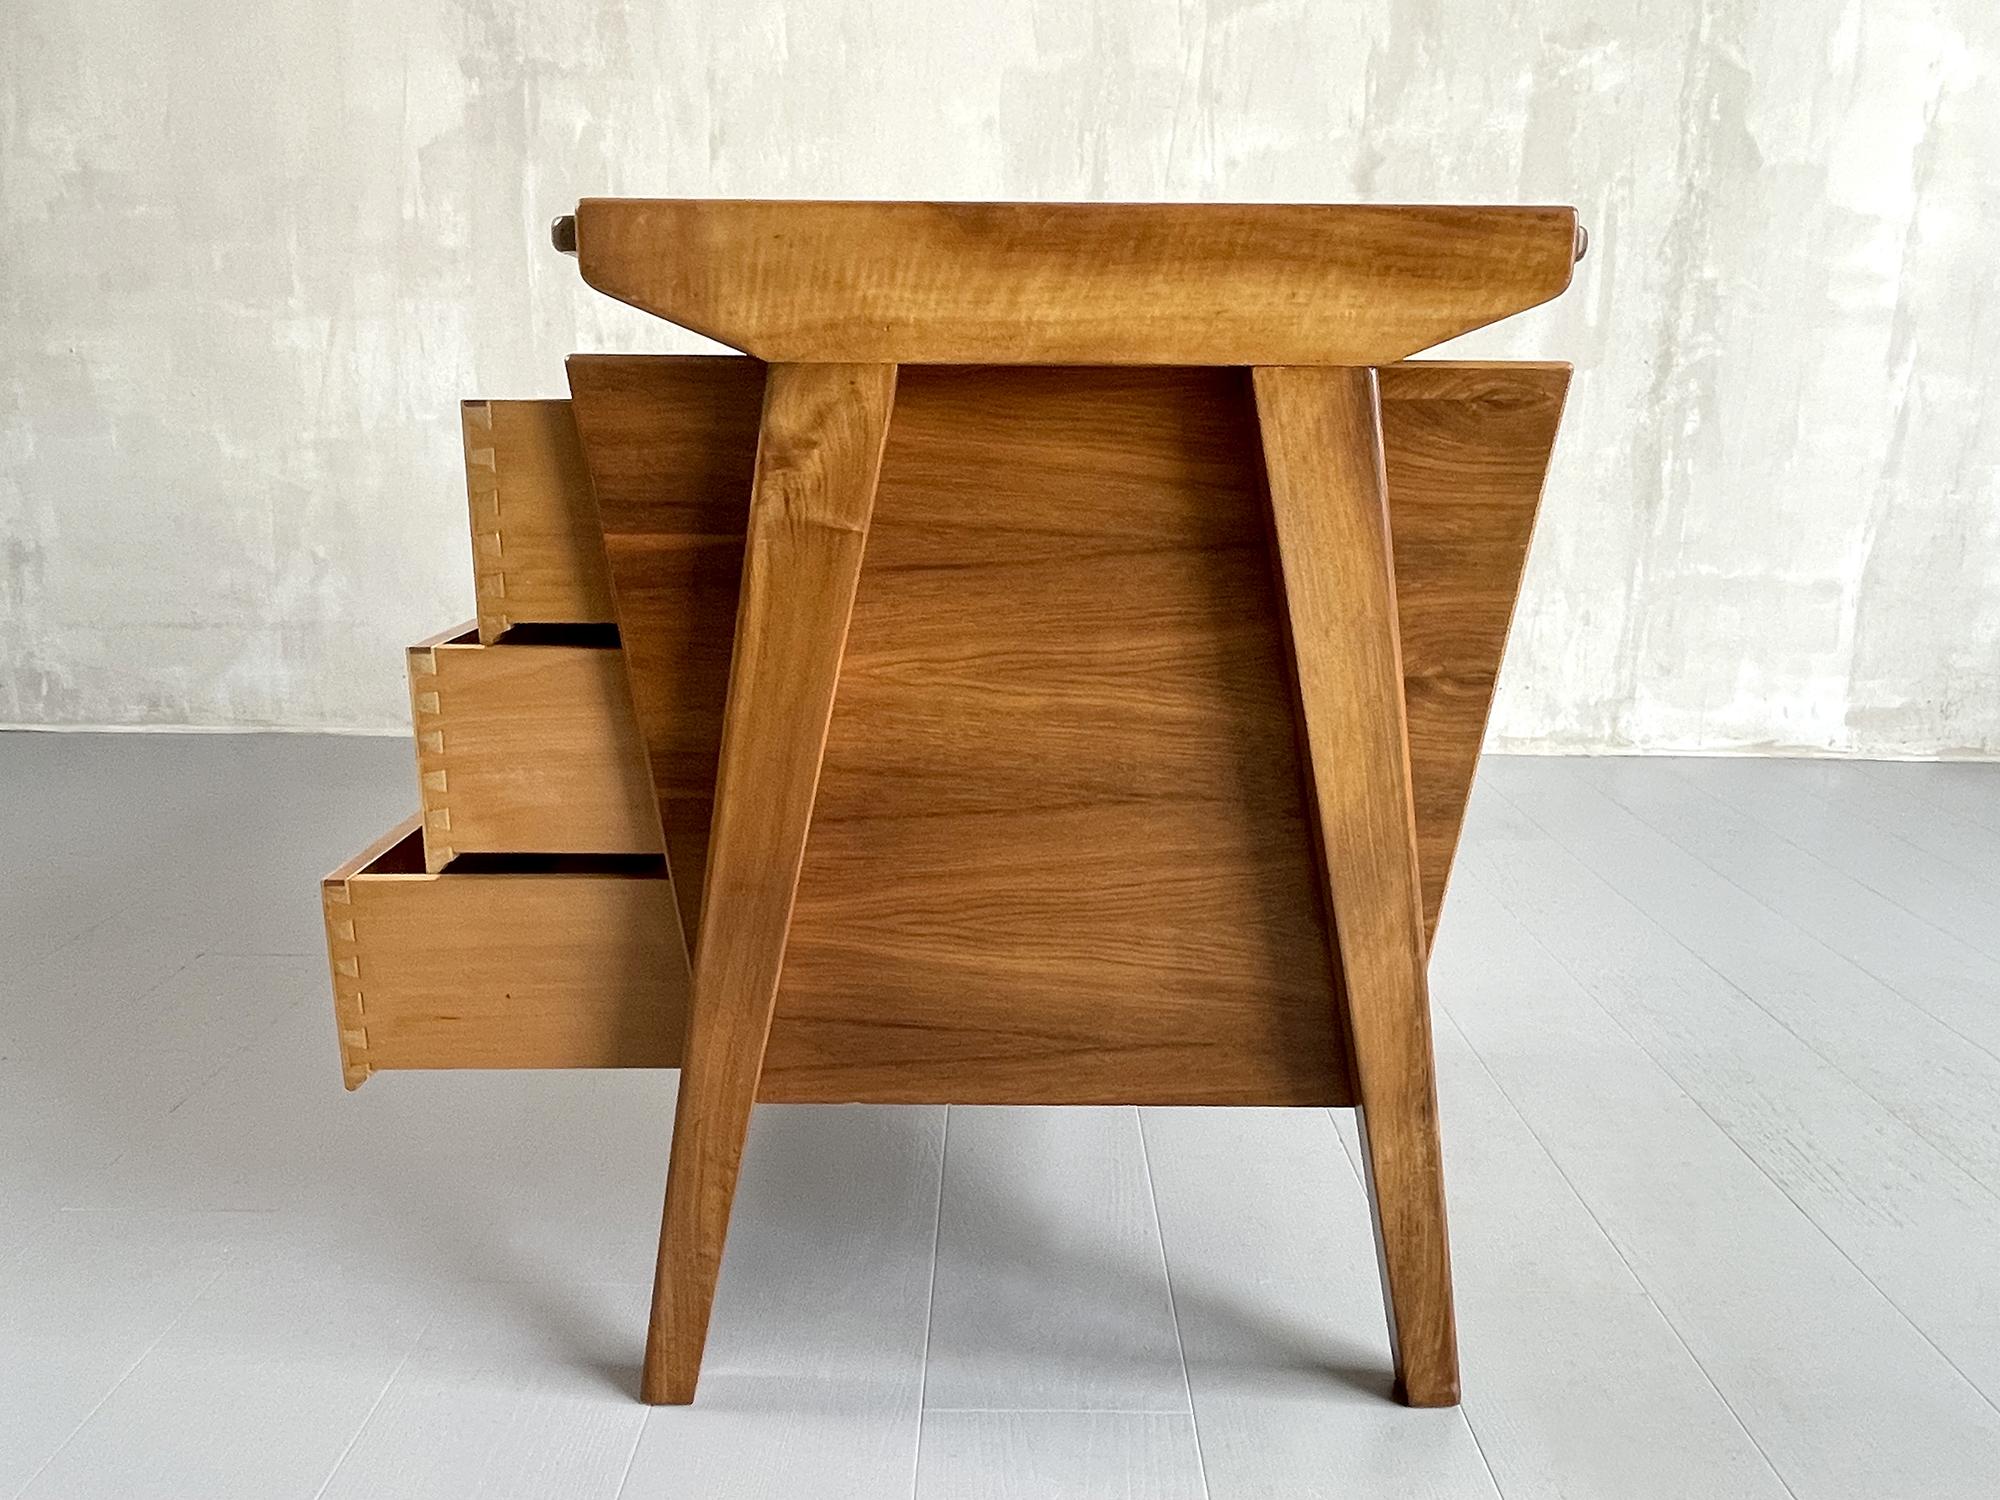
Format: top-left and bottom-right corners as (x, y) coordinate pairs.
(406, 626), (661, 870)
(321, 816), (688, 1089)
(461, 399), (614, 642)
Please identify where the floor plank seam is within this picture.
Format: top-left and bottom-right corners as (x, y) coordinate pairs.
(1821, 777), (2000, 888)
(7, 1259), (234, 1500)
(162, 983), (298, 1119)
(304, 1309), (438, 1500)
(1483, 778), (2000, 1213)
(920, 1406), (1205, 1416)
(45, 955), (302, 1218)
(1672, 761), (2000, 965)
(1463, 826), (2000, 1421)
(1468, 894), (2000, 1426)
(1429, 1003), (1802, 1500)
(1574, 759), (2000, 1071)
(1453, 1403), (1506, 1500)
(72, 946), (207, 1050)
(1133, 1106), (1213, 1499)
(607, 1398), (649, 1500)
(1906, 771), (2000, 835)
(907, 1103), (950, 1498)
(1641, 761), (2000, 1069)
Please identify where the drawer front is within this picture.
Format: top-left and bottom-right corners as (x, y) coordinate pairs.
(406, 629), (661, 871)
(462, 399), (615, 642)
(322, 818), (688, 1088)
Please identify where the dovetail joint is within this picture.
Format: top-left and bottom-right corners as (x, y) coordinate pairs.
(408, 649), (454, 872)
(463, 408), (510, 640)
(323, 881), (371, 1088)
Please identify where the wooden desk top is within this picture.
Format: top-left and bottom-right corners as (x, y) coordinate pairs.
(561, 199), (1582, 366)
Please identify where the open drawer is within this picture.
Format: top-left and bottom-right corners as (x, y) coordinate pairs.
(457, 364), (758, 642)
(461, 398), (615, 642)
(406, 626), (661, 870)
(321, 816), (688, 1089)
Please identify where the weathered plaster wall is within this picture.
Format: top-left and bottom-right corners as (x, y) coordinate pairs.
(2, 0), (1995, 751)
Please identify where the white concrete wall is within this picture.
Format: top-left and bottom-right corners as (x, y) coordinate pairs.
(3, 0), (1995, 752)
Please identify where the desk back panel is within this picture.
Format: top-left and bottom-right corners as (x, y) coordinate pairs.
(569, 358), (1566, 1105)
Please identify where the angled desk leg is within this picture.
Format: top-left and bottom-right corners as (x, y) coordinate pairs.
(1253, 365), (1459, 1407)
(642, 362), (898, 1404)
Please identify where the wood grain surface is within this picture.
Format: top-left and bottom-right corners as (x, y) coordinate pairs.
(646, 362), (897, 1404)
(404, 627), (658, 871)
(569, 358), (1562, 1107)
(1254, 363), (1457, 1406)
(321, 820), (686, 1087)
(566, 360), (1561, 938)
(771, 365), (1350, 1105)
(1381, 362), (1568, 922)
(573, 200), (1579, 366)
(567, 355), (768, 941)
(460, 400), (611, 641)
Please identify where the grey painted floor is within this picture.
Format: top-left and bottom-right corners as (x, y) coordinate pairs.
(4, 733), (2000, 1498)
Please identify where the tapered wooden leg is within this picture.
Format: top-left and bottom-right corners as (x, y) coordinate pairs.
(1253, 364), (1459, 1407)
(642, 362), (898, 1404)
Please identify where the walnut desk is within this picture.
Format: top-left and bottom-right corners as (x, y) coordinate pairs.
(324, 198), (1581, 1410)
